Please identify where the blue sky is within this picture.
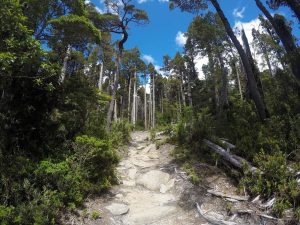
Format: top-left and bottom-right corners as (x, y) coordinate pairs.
(90, 0), (298, 71)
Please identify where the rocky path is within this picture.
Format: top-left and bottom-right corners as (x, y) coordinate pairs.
(65, 131), (205, 225)
(64, 131), (281, 225)
(101, 131), (204, 225)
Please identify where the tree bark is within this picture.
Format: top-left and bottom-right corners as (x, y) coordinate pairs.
(210, 0), (268, 121)
(131, 71), (137, 125)
(152, 74), (155, 128)
(241, 29), (265, 98)
(234, 62), (243, 100)
(98, 62), (104, 90)
(180, 73), (186, 108)
(128, 75), (132, 120)
(59, 45), (71, 84)
(106, 52), (121, 130)
(255, 0), (300, 85)
(144, 76), (147, 130)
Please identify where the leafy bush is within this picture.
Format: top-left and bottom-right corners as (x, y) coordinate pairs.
(241, 151), (300, 217)
(74, 135), (119, 192)
(110, 120), (132, 146)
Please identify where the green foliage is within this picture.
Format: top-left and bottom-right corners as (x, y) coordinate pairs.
(242, 151), (300, 217)
(183, 162), (201, 185)
(91, 211), (101, 220)
(110, 120), (133, 147)
(50, 14), (101, 45)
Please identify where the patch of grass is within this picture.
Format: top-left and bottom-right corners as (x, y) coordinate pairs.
(91, 211), (101, 220)
(182, 162), (201, 185)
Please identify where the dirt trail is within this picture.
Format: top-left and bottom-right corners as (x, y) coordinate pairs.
(64, 131), (281, 225)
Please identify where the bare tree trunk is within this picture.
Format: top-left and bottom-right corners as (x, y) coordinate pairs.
(241, 29), (265, 98)
(187, 79), (193, 107)
(256, 0), (300, 85)
(114, 99), (118, 121)
(144, 83), (147, 130)
(180, 74), (186, 108)
(211, 0), (268, 121)
(149, 96), (152, 128)
(131, 71), (137, 126)
(98, 62), (104, 90)
(235, 62), (243, 100)
(128, 75), (132, 120)
(152, 74), (155, 128)
(144, 75), (147, 130)
(59, 45), (71, 84)
(106, 53), (121, 130)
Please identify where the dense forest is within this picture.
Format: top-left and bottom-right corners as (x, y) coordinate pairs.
(0, 0), (300, 224)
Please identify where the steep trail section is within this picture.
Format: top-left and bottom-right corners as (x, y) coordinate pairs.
(102, 131), (204, 225)
(65, 131), (205, 225)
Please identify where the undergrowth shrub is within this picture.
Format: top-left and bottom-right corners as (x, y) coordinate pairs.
(74, 135), (119, 192)
(241, 151), (300, 217)
(110, 120), (132, 146)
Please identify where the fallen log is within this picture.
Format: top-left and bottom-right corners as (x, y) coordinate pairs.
(203, 139), (257, 173)
(196, 202), (237, 225)
(207, 189), (249, 201)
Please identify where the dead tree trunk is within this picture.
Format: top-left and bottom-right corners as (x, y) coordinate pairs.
(144, 75), (147, 130)
(204, 139), (257, 173)
(131, 71), (137, 125)
(59, 45), (71, 84)
(98, 62), (104, 90)
(106, 52), (121, 130)
(180, 73), (186, 108)
(211, 0), (268, 121)
(256, 0), (300, 85)
(152, 74), (155, 128)
(241, 29), (265, 99)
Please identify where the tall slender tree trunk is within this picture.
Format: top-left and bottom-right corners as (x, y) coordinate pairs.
(114, 99), (118, 121)
(187, 79), (193, 107)
(152, 74), (155, 128)
(234, 62), (243, 100)
(255, 0), (300, 85)
(180, 74), (186, 107)
(98, 62), (104, 90)
(128, 75), (132, 121)
(131, 71), (137, 125)
(59, 45), (71, 84)
(241, 29), (265, 98)
(149, 93), (152, 128)
(106, 52), (121, 130)
(210, 0), (268, 121)
(144, 80), (147, 130)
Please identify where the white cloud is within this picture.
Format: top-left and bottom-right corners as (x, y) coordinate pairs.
(233, 7), (246, 18)
(138, 0), (149, 3)
(175, 31), (187, 47)
(142, 54), (155, 64)
(158, 0), (169, 2)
